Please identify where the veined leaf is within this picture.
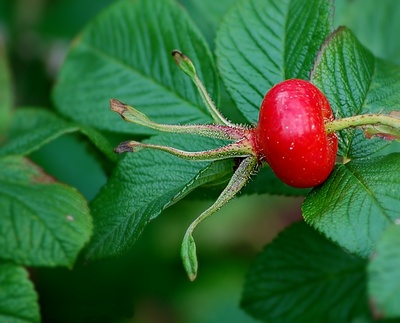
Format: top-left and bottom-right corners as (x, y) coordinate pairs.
(53, 0), (218, 134)
(368, 224), (400, 319)
(85, 134), (232, 260)
(303, 153), (400, 258)
(0, 156), (92, 266)
(0, 108), (115, 162)
(311, 27), (400, 158)
(216, 0), (333, 123)
(241, 222), (368, 322)
(334, 0), (400, 65)
(0, 263), (40, 323)
(178, 0), (236, 48)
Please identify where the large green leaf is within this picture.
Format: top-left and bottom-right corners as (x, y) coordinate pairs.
(368, 224), (400, 319)
(241, 222), (368, 322)
(85, 134), (232, 260)
(178, 0), (236, 48)
(215, 0), (333, 123)
(0, 108), (115, 161)
(303, 153), (400, 258)
(0, 156), (92, 266)
(311, 27), (400, 158)
(0, 37), (12, 141)
(53, 0), (218, 134)
(334, 0), (400, 65)
(0, 263), (40, 323)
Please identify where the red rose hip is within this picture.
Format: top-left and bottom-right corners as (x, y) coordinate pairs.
(255, 79), (338, 188)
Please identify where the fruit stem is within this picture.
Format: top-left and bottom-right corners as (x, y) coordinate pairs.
(110, 99), (246, 141)
(325, 112), (400, 140)
(115, 139), (255, 161)
(171, 50), (235, 127)
(180, 156), (258, 281)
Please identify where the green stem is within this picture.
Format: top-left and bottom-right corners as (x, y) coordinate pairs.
(325, 113), (400, 137)
(180, 156), (258, 280)
(110, 99), (247, 140)
(115, 140), (255, 161)
(172, 50), (235, 127)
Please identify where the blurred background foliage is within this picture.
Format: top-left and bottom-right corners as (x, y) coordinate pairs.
(0, 0), (399, 322)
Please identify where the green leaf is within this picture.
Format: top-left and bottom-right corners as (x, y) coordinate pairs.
(53, 0), (218, 134)
(0, 108), (116, 161)
(242, 166), (310, 197)
(241, 222), (368, 322)
(0, 37), (12, 141)
(0, 262), (40, 323)
(215, 0), (333, 123)
(334, 0), (400, 65)
(85, 134), (231, 260)
(368, 224), (400, 319)
(311, 27), (400, 158)
(0, 155), (92, 266)
(303, 153), (400, 259)
(178, 0), (237, 48)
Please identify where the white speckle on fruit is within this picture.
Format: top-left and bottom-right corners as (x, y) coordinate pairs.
(66, 215), (75, 221)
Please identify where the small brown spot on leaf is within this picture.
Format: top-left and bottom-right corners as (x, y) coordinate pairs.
(25, 159), (56, 184)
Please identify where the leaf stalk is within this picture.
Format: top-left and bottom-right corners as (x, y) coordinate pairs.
(325, 112), (400, 141)
(181, 156), (258, 280)
(171, 50), (235, 127)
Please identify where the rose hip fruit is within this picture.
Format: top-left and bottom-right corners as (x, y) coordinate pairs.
(255, 79), (338, 188)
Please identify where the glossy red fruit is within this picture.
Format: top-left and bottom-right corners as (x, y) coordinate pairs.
(255, 79), (338, 188)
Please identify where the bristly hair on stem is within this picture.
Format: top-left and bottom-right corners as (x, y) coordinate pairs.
(325, 112), (400, 141)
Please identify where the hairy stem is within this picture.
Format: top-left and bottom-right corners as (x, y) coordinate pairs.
(172, 50), (235, 127)
(110, 99), (247, 140)
(180, 156), (259, 280)
(325, 113), (400, 140)
(115, 140), (256, 161)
